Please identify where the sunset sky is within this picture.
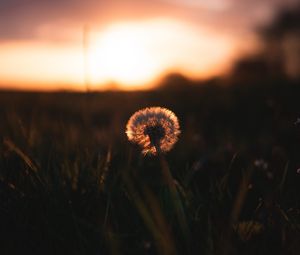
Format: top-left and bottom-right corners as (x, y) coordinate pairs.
(0, 0), (298, 90)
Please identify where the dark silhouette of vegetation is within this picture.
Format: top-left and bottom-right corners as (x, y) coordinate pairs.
(0, 80), (300, 255)
(229, 4), (300, 84)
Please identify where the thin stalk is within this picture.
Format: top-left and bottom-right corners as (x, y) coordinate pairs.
(155, 144), (191, 254)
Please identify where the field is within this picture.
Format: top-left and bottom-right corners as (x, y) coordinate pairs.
(0, 81), (300, 255)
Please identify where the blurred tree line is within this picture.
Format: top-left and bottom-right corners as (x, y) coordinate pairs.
(231, 5), (300, 83)
(158, 5), (300, 90)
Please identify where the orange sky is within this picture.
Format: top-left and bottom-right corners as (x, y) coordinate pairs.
(0, 0), (298, 90)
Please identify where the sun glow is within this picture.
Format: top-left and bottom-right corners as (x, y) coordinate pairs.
(0, 19), (240, 91)
(87, 19), (236, 90)
(88, 23), (162, 89)
(0, 41), (84, 90)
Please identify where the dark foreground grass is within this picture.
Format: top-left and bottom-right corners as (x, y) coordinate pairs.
(0, 81), (300, 255)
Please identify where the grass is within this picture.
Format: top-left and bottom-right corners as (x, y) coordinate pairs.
(0, 81), (300, 255)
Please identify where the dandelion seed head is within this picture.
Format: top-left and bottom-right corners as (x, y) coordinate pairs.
(126, 107), (181, 155)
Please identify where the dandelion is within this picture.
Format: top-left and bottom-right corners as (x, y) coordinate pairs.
(126, 107), (180, 155)
(126, 107), (189, 243)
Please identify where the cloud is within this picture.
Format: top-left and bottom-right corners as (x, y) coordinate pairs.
(0, 0), (298, 41)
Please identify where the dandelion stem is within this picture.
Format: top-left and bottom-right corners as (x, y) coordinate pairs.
(155, 143), (191, 253)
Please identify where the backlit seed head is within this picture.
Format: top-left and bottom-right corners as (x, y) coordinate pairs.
(126, 107), (181, 155)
